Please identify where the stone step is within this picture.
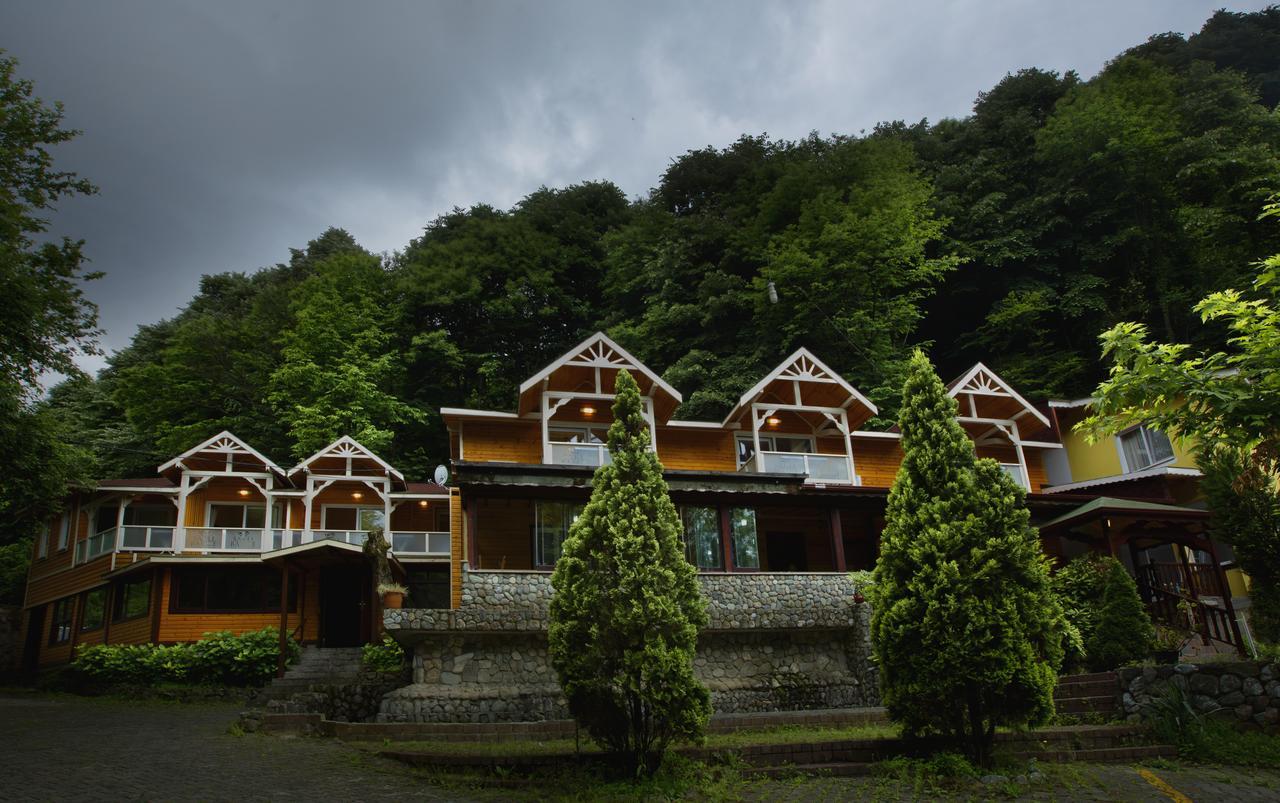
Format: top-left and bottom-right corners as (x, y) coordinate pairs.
(1055, 695), (1118, 715)
(1058, 672), (1119, 685)
(1055, 680), (1117, 699)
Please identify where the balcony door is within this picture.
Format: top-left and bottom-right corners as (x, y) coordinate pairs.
(321, 506), (386, 533)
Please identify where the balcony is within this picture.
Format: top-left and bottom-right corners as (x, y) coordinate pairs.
(547, 441), (612, 468)
(744, 452), (856, 484)
(119, 526), (174, 551)
(75, 527), (452, 562)
(74, 528), (117, 563)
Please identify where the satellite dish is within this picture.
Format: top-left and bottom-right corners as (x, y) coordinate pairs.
(433, 465), (449, 486)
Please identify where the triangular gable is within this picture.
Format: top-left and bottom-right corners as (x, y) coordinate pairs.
(157, 431), (284, 475)
(947, 363), (1051, 429)
(288, 435), (405, 481)
(518, 332), (681, 402)
(723, 348), (877, 427)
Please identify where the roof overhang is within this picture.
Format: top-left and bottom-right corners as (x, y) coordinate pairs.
(723, 347), (877, 429)
(1043, 466), (1202, 494)
(158, 430), (286, 476)
(451, 460), (803, 495)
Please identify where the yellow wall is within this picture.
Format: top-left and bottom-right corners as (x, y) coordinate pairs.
(1056, 407), (1198, 483)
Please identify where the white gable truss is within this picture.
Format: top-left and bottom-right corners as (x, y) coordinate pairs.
(289, 435), (404, 481)
(948, 363), (1051, 430)
(725, 347), (877, 426)
(518, 331), (681, 402)
(158, 430), (284, 476)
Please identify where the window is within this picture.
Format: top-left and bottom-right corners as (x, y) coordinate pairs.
(1118, 427), (1175, 472)
(730, 508), (760, 569)
(548, 426), (612, 466)
(548, 426), (608, 444)
(57, 514), (72, 551)
(124, 505), (175, 527)
(208, 503), (282, 529)
(172, 567), (297, 613)
(534, 501), (583, 567)
(321, 506), (385, 532)
(48, 598), (73, 645)
(80, 588), (107, 631)
(36, 523), (48, 559)
(405, 565), (450, 609)
(113, 575), (152, 621)
(736, 435), (814, 467)
(681, 506), (722, 570)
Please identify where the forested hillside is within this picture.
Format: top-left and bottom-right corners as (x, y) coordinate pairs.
(17, 8), (1280, 531)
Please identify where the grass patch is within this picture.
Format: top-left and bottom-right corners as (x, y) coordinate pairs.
(1187, 720), (1280, 769)
(353, 722), (901, 758)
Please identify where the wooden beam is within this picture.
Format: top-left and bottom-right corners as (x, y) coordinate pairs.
(829, 508), (846, 573)
(719, 505), (734, 573)
(277, 561), (290, 678)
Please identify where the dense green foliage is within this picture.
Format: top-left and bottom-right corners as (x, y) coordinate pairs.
(548, 370), (710, 776)
(1053, 554), (1154, 672)
(361, 634), (406, 675)
(69, 627), (299, 687)
(870, 351), (1065, 766)
(1081, 202), (1280, 643)
(8, 8), (1280, 546)
(0, 53), (100, 544)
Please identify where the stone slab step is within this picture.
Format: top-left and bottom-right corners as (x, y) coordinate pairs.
(1009, 744), (1176, 763)
(1058, 672), (1119, 685)
(1055, 680), (1117, 699)
(1055, 695), (1118, 714)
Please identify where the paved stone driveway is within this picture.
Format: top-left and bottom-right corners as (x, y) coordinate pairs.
(0, 694), (470, 802)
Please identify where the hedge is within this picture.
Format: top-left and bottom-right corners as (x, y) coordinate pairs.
(70, 627), (300, 687)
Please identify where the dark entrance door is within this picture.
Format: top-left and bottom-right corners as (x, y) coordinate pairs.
(765, 532), (808, 572)
(319, 566), (366, 647)
(21, 605), (46, 678)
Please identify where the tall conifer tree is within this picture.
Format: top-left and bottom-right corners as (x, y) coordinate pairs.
(548, 369), (710, 776)
(870, 350), (1065, 766)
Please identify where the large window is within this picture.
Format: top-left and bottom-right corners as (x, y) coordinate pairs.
(535, 501), (583, 567)
(172, 567), (297, 613)
(729, 508), (760, 569)
(48, 598), (73, 645)
(36, 523), (48, 559)
(1119, 427), (1175, 472)
(736, 435), (814, 467)
(321, 506), (385, 532)
(80, 588), (106, 632)
(405, 565), (450, 609)
(208, 502), (282, 529)
(681, 506), (722, 570)
(113, 575), (152, 622)
(57, 513), (72, 551)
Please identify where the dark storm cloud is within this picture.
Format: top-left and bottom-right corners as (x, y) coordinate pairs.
(1, 0), (1262, 374)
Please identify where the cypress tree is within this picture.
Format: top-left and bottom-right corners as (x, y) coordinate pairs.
(547, 369), (711, 777)
(870, 350), (1065, 766)
(1087, 558), (1156, 670)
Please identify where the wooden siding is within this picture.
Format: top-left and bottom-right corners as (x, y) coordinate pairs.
(656, 428), (736, 472)
(450, 489), (463, 608)
(25, 553), (114, 607)
(458, 420), (542, 464)
(156, 566), (321, 643)
(852, 440), (904, 488)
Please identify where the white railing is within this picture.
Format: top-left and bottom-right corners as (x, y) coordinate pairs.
(272, 529), (305, 550)
(309, 529), (370, 547)
(391, 530), (451, 556)
(756, 452), (854, 484)
(1000, 463), (1029, 490)
(185, 526), (269, 552)
(75, 528), (117, 564)
(548, 442), (612, 467)
(119, 526), (174, 551)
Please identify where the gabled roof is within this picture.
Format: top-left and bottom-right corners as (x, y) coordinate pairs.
(516, 332), (682, 420)
(289, 435), (405, 481)
(723, 347), (877, 428)
(157, 431), (285, 476)
(1039, 496), (1208, 534)
(947, 363), (1051, 430)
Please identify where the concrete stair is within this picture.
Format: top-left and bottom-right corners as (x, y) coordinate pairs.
(258, 646), (364, 701)
(1055, 671), (1119, 717)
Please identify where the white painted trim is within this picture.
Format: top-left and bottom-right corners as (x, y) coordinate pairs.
(664, 420), (723, 429)
(288, 434), (404, 481)
(948, 363), (1051, 429)
(94, 485), (179, 494)
(517, 331), (682, 402)
(157, 430), (284, 475)
(1048, 397), (1098, 409)
(439, 407), (521, 420)
(723, 347), (876, 426)
(1020, 440), (1064, 449)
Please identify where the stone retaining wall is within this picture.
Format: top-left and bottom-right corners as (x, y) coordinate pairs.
(379, 569), (877, 723)
(1118, 661), (1280, 730)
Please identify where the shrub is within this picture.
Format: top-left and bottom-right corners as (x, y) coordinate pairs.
(1053, 554), (1154, 671)
(548, 369), (711, 778)
(870, 351), (1065, 767)
(69, 627), (298, 688)
(362, 634), (405, 674)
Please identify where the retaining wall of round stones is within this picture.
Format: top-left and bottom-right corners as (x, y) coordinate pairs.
(379, 569), (877, 723)
(1118, 661), (1280, 731)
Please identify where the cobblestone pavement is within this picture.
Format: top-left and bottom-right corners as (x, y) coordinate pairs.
(0, 694), (471, 802)
(742, 762), (1280, 801)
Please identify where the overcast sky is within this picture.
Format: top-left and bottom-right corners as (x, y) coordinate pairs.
(3, 1), (1267, 375)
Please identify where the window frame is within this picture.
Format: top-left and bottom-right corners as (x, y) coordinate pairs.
(48, 597), (73, 645)
(112, 575), (152, 623)
(320, 504), (386, 532)
(57, 513), (72, 552)
(533, 500), (584, 569)
(1116, 426), (1177, 473)
(735, 434), (816, 467)
(729, 507), (761, 571)
(680, 506), (723, 571)
(79, 587), (107, 632)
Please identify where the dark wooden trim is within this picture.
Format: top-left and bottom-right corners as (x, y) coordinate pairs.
(718, 505), (734, 573)
(466, 499), (479, 568)
(277, 560), (289, 678)
(829, 508), (846, 573)
(149, 568), (163, 643)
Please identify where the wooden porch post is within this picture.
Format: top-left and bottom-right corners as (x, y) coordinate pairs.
(719, 505), (734, 572)
(829, 508), (846, 573)
(277, 560), (290, 678)
(1203, 535), (1247, 655)
(1102, 518), (1117, 558)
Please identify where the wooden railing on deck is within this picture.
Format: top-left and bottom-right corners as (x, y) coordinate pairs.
(1138, 562), (1225, 599)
